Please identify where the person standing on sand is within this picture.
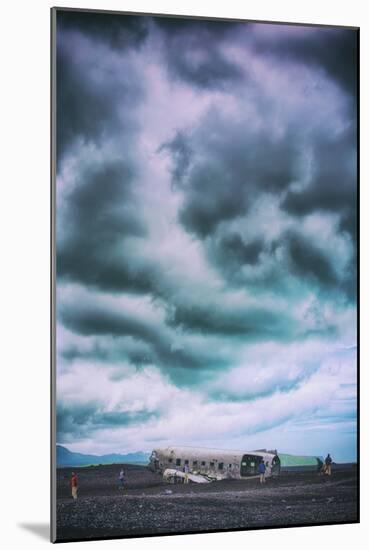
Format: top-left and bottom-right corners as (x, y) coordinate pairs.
(119, 468), (125, 489)
(71, 472), (78, 500)
(184, 463), (189, 484)
(258, 459), (266, 484)
(324, 454), (333, 476)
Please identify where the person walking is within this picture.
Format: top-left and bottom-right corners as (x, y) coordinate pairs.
(119, 468), (125, 489)
(184, 463), (189, 484)
(324, 454), (333, 476)
(71, 472), (78, 500)
(258, 459), (266, 484)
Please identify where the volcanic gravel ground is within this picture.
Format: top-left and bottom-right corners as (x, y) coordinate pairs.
(56, 464), (357, 541)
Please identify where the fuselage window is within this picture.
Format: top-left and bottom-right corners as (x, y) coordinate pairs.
(168, 458), (173, 464)
(210, 462), (215, 468)
(193, 460), (198, 467)
(201, 461), (206, 466)
(184, 460), (189, 465)
(218, 462), (224, 470)
(176, 458), (181, 466)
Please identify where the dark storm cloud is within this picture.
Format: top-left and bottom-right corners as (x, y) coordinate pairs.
(58, 298), (229, 383)
(57, 160), (161, 294)
(57, 402), (97, 440)
(154, 16), (242, 35)
(214, 233), (264, 266)
(252, 26), (358, 99)
(207, 223), (355, 300)
(282, 125), (357, 241)
(202, 231), (278, 292)
(60, 300), (160, 341)
(61, 344), (109, 363)
(209, 371), (310, 403)
(281, 125), (357, 300)
(57, 43), (114, 160)
(166, 301), (293, 339)
(57, 401), (156, 441)
(205, 231), (282, 292)
(340, 209), (357, 245)
(158, 131), (193, 186)
(57, 10), (149, 50)
(154, 16), (244, 89)
(56, 26), (143, 161)
(178, 161), (246, 238)
(160, 55), (356, 299)
(284, 230), (338, 287)
(61, 337), (153, 367)
(163, 121), (300, 238)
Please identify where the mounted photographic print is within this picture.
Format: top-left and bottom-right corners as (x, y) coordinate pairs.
(51, 7), (359, 543)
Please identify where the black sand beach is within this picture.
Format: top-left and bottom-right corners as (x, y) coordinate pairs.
(56, 463), (358, 541)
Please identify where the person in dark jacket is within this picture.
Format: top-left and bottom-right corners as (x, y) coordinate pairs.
(118, 468), (125, 489)
(258, 459), (266, 484)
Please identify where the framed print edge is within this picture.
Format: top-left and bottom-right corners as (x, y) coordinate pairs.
(51, 6), (57, 543)
(51, 6), (359, 542)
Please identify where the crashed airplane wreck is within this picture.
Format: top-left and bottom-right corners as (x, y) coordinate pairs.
(149, 446), (281, 483)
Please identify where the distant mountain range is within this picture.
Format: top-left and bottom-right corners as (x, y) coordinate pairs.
(56, 445), (150, 467)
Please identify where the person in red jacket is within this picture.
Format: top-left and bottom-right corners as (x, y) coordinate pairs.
(71, 472), (78, 500)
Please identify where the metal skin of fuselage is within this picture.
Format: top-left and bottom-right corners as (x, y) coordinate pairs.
(149, 446), (281, 480)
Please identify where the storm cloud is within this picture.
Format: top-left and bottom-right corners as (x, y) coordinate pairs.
(56, 159), (161, 294)
(55, 10), (357, 461)
(154, 17), (245, 90)
(250, 25), (358, 98)
(56, 16), (146, 161)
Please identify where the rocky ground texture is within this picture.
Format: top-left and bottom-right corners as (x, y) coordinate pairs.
(56, 463), (358, 541)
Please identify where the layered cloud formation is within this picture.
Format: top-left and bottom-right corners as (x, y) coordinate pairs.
(55, 11), (358, 461)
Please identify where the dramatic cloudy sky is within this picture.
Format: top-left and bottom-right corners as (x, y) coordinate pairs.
(55, 11), (358, 461)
